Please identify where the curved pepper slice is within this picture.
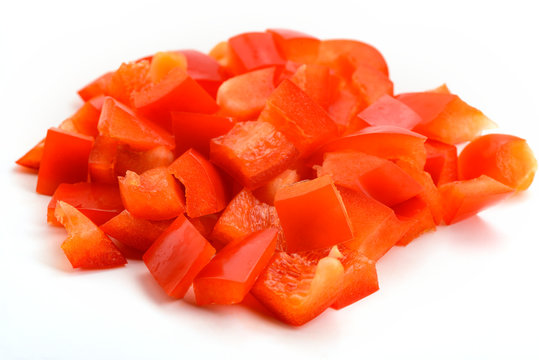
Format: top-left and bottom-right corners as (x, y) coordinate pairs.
(194, 228), (277, 305)
(36, 128), (94, 195)
(393, 197), (436, 246)
(275, 176), (353, 252)
(143, 214), (215, 298)
(251, 249), (344, 326)
(168, 149), (227, 218)
(118, 167), (185, 221)
(290, 64), (335, 109)
(458, 134), (537, 191)
(424, 139), (458, 186)
(227, 32), (286, 74)
(267, 29), (320, 64)
(98, 97), (174, 151)
(55, 201), (126, 269)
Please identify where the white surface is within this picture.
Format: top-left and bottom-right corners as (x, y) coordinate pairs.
(1, 1), (538, 359)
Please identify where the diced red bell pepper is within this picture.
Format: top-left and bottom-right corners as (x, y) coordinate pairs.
(211, 189), (279, 245)
(36, 128), (94, 195)
(143, 214), (215, 298)
(98, 97), (174, 151)
(458, 134), (537, 191)
(149, 52), (187, 84)
(188, 214), (220, 239)
(331, 247), (379, 310)
(259, 79), (338, 156)
(290, 64), (336, 109)
(101, 210), (172, 252)
(227, 32), (286, 74)
(210, 121), (298, 189)
(253, 169), (300, 205)
(217, 67), (277, 121)
(132, 67), (219, 126)
(88, 136), (118, 184)
(168, 149), (227, 218)
(251, 250), (344, 326)
(318, 151), (423, 207)
(351, 66), (394, 106)
(357, 95), (422, 129)
(327, 85), (364, 132)
(67, 95), (106, 137)
(55, 201), (126, 269)
(393, 197), (436, 246)
(267, 29), (320, 64)
(118, 167), (185, 221)
(115, 144), (174, 177)
(178, 50), (227, 98)
(171, 112), (234, 158)
(16, 139), (45, 170)
(424, 139), (458, 186)
(316, 39), (389, 78)
(275, 176), (353, 252)
(397, 91), (495, 144)
(48, 182), (123, 226)
(194, 228), (277, 305)
(439, 175), (514, 224)
(314, 125), (427, 169)
(395, 159), (443, 224)
(78, 72), (113, 101)
(107, 61), (151, 105)
(337, 186), (409, 260)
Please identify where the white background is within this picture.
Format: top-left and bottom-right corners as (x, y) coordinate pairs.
(1, 1), (538, 359)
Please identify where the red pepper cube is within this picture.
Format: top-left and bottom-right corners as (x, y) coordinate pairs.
(16, 138), (45, 170)
(193, 228), (277, 305)
(77, 72), (113, 101)
(143, 215), (216, 298)
(107, 61), (150, 105)
(331, 248), (379, 310)
(88, 136), (119, 184)
(217, 67), (277, 121)
(397, 91), (495, 144)
(393, 197), (436, 246)
(259, 79), (338, 157)
(290, 64), (336, 109)
(68, 95), (105, 137)
(98, 97), (174, 151)
(267, 29), (320, 64)
(48, 182), (123, 226)
(210, 121), (298, 189)
(227, 32), (286, 74)
(132, 67), (218, 124)
(36, 128), (94, 195)
(171, 112), (235, 158)
(318, 151), (423, 207)
(357, 95), (422, 129)
(424, 139), (458, 186)
(315, 125), (427, 170)
(439, 175), (514, 225)
(118, 167), (185, 221)
(351, 66), (394, 106)
(178, 50), (226, 98)
(251, 250), (344, 326)
(115, 144), (174, 177)
(101, 210), (172, 252)
(275, 176), (353, 252)
(168, 149), (227, 218)
(55, 201), (126, 269)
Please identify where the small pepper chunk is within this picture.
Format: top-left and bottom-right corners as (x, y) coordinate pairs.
(267, 29), (320, 64)
(194, 228), (278, 305)
(168, 149), (227, 218)
(36, 128), (94, 195)
(227, 32), (286, 74)
(357, 95), (422, 129)
(424, 139), (458, 186)
(55, 201), (126, 269)
(275, 176), (353, 252)
(143, 215), (215, 298)
(118, 167), (185, 221)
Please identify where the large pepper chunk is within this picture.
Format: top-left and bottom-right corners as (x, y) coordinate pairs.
(36, 128), (94, 195)
(194, 228), (277, 305)
(168, 149), (227, 218)
(210, 121), (298, 189)
(143, 215), (215, 298)
(55, 201), (126, 269)
(118, 167), (185, 221)
(259, 79), (338, 156)
(275, 176), (353, 252)
(458, 134), (537, 191)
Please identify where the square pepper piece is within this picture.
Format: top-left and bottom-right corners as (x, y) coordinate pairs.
(274, 175), (353, 252)
(36, 128), (94, 195)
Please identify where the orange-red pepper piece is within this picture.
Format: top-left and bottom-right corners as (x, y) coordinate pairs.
(267, 29), (320, 64)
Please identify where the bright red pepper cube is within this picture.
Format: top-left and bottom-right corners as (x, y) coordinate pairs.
(143, 215), (216, 298)
(275, 175), (353, 252)
(36, 128), (94, 195)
